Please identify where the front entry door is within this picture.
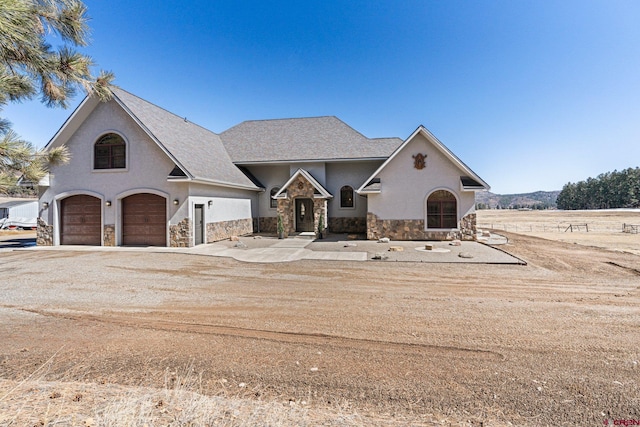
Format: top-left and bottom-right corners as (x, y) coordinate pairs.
(195, 204), (204, 245)
(295, 198), (314, 232)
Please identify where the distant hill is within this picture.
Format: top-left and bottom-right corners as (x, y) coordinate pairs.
(475, 190), (560, 209)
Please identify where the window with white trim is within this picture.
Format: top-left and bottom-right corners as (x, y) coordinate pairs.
(427, 190), (457, 228)
(94, 133), (126, 169)
(270, 187), (280, 209)
(340, 185), (354, 208)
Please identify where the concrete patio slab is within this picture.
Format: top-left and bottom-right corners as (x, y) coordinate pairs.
(7, 232), (524, 264)
(270, 238), (313, 248)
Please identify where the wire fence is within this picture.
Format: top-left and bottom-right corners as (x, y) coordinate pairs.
(477, 222), (638, 233)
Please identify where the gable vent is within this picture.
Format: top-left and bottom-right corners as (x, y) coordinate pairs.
(168, 165), (187, 177)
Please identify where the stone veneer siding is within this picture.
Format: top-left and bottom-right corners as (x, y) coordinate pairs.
(207, 218), (253, 242)
(254, 216), (278, 233)
(36, 217), (53, 246)
(366, 212), (477, 241)
(170, 217), (192, 247)
(103, 224), (115, 246)
(328, 217), (366, 233)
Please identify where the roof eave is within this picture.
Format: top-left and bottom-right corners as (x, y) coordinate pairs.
(273, 168), (333, 199)
(189, 178), (263, 191)
(232, 157), (389, 165)
(43, 95), (99, 150)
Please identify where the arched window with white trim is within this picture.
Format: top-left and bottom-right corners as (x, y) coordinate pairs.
(427, 190), (457, 228)
(94, 133), (126, 169)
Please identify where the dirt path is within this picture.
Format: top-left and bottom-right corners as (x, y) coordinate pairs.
(1, 234), (639, 425)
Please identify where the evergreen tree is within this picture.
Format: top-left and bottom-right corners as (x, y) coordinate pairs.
(0, 0), (113, 193)
(556, 167), (640, 209)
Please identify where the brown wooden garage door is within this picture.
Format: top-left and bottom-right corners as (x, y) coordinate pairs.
(60, 195), (102, 245)
(122, 193), (166, 246)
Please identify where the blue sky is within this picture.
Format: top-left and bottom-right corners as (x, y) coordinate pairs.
(4, 0), (640, 194)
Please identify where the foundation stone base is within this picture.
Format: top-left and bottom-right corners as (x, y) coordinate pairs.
(366, 212), (478, 241)
(170, 218), (192, 247)
(103, 225), (115, 246)
(207, 218), (252, 242)
(328, 217), (366, 233)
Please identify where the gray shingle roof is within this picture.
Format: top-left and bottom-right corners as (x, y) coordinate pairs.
(219, 116), (402, 163)
(111, 88), (258, 189)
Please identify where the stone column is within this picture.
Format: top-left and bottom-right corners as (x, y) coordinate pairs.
(103, 225), (115, 246)
(36, 217), (53, 246)
(169, 218), (192, 247)
(459, 212), (477, 241)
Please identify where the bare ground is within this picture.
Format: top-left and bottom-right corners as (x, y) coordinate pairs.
(1, 229), (639, 425)
(477, 209), (640, 255)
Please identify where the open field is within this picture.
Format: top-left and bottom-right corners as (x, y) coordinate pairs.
(478, 209), (640, 255)
(1, 224), (640, 425)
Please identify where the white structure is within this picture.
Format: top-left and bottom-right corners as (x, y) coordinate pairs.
(37, 88), (489, 247)
(0, 199), (38, 229)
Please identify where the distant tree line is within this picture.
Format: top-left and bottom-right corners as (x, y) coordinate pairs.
(556, 167), (640, 210)
(476, 202), (552, 210)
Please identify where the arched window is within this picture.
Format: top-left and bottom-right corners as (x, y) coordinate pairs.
(427, 190), (457, 228)
(270, 187), (280, 209)
(94, 133), (126, 169)
(340, 185), (354, 208)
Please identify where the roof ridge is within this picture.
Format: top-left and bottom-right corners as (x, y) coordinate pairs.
(230, 115), (338, 124)
(221, 115), (376, 141)
(221, 115), (341, 133)
(369, 136), (403, 141)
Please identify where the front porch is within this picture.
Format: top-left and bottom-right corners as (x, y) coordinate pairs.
(273, 169), (331, 238)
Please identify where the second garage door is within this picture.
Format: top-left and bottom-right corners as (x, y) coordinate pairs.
(122, 193), (166, 246)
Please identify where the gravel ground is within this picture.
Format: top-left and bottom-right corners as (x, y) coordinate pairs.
(0, 232), (639, 426)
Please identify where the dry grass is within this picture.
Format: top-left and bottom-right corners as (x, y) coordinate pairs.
(0, 383), (373, 426)
(477, 209), (640, 255)
(0, 362), (422, 427)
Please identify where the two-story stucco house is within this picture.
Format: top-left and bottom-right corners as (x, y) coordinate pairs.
(37, 88), (489, 247)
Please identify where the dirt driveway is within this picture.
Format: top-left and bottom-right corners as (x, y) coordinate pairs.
(0, 233), (639, 426)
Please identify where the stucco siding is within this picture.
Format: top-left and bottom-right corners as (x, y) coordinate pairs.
(242, 165), (290, 218)
(368, 132), (475, 220)
(325, 161), (379, 219)
(288, 163), (326, 186)
(195, 197), (252, 223)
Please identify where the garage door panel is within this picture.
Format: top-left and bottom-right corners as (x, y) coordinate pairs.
(122, 193), (166, 246)
(64, 215), (101, 224)
(61, 195), (101, 245)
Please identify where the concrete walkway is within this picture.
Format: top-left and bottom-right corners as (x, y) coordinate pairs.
(189, 245), (368, 263)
